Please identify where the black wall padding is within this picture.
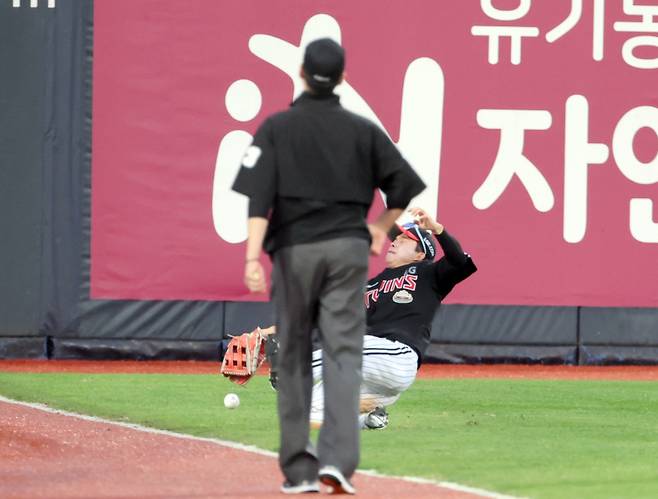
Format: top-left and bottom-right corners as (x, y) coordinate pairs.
(580, 307), (658, 345)
(74, 300), (225, 340)
(579, 308), (658, 364)
(0, 4), (51, 336)
(224, 301), (275, 335)
(425, 343), (578, 365)
(51, 337), (221, 361)
(581, 346), (658, 366)
(39, 1), (91, 337)
(0, 337), (47, 359)
(432, 305), (578, 345)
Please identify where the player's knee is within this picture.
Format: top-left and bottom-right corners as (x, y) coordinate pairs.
(359, 399), (380, 413)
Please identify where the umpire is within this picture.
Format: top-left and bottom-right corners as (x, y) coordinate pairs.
(232, 38), (425, 495)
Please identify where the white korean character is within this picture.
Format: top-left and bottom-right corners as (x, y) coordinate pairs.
(13, 0), (56, 6)
(471, 0), (539, 64)
(612, 106), (658, 242)
(563, 95), (610, 243)
(545, 0), (606, 61)
(472, 109), (554, 211)
(613, 0), (658, 69)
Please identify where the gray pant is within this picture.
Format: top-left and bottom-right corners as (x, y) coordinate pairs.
(272, 237), (369, 484)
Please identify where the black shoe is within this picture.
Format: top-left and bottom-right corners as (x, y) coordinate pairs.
(281, 480), (320, 494)
(269, 368), (278, 391)
(265, 334), (279, 391)
(319, 466), (356, 495)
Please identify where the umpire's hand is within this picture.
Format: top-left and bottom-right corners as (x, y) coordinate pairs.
(244, 260), (267, 293)
(368, 224), (387, 256)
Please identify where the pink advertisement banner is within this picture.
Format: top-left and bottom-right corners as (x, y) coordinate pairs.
(91, 0), (658, 306)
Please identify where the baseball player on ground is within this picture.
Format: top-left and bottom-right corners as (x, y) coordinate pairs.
(313, 206), (476, 429)
(259, 207), (476, 430)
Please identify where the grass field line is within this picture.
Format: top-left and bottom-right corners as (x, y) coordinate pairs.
(0, 395), (519, 499)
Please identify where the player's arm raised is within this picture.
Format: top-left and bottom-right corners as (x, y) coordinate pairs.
(408, 207), (443, 235)
(408, 207), (468, 266)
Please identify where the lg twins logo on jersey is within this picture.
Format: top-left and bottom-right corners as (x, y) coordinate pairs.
(365, 274), (418, 308)
(212, 13), (444, 244)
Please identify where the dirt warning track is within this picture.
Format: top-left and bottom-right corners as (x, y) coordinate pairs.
(2, 359), (658, 380)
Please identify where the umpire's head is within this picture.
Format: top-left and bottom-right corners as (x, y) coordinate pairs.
(301, 38), (345, 95)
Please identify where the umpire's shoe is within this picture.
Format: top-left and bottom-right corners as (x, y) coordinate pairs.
(319, 466), (356, 495)
(281, 479), (320, 494)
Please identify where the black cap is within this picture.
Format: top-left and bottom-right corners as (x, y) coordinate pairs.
(302, 38), (345, 91)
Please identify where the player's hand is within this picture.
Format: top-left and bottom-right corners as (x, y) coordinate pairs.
(368, 224), (387, 256)
(244, 260), (267, 293)
(259, 325), (276, 336)
(408, 207), (443, 235)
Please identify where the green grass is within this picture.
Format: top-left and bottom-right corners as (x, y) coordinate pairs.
(1, 372), (658, 498)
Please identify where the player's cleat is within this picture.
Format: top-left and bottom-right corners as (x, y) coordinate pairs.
(281, 479), (320, 494)
(319, 466), (356, 495)
(268, 368), (278, 391)
(265, 334), (279, 391)
(364, 406), (389, 430)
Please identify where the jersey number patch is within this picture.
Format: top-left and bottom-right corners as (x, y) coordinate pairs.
(242, 145), (262, 168)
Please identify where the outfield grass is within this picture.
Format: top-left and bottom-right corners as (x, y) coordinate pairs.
(1, 372), (658, 498)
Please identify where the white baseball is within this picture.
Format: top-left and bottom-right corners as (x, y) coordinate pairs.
(224, 393), (240, 409)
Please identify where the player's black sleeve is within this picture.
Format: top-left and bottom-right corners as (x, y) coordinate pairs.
(232, 118), (277, 217)
(436, 230), (469, 266)
(432, 230), (476, 298)
(370, 125), (425, 209)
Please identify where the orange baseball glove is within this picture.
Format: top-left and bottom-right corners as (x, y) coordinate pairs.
(220, 328), (267, 386)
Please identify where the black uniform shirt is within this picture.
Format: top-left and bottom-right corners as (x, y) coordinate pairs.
(232, 92), (425, 254)
(365, 230), (477, 364)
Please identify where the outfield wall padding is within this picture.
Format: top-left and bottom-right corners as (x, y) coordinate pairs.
(580, 346), (658, 366)
(0, 337), (48, 359)
(0, 4), (51, 336)
(224, 302), (276, 336)
(432, 305), (578, 345)
(73, 300), (225, 341)
(580, 308), (658, 345)
(50, 338), (220, 361)
(425, 344), (578, 365)
(1, 1), (657, 365)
